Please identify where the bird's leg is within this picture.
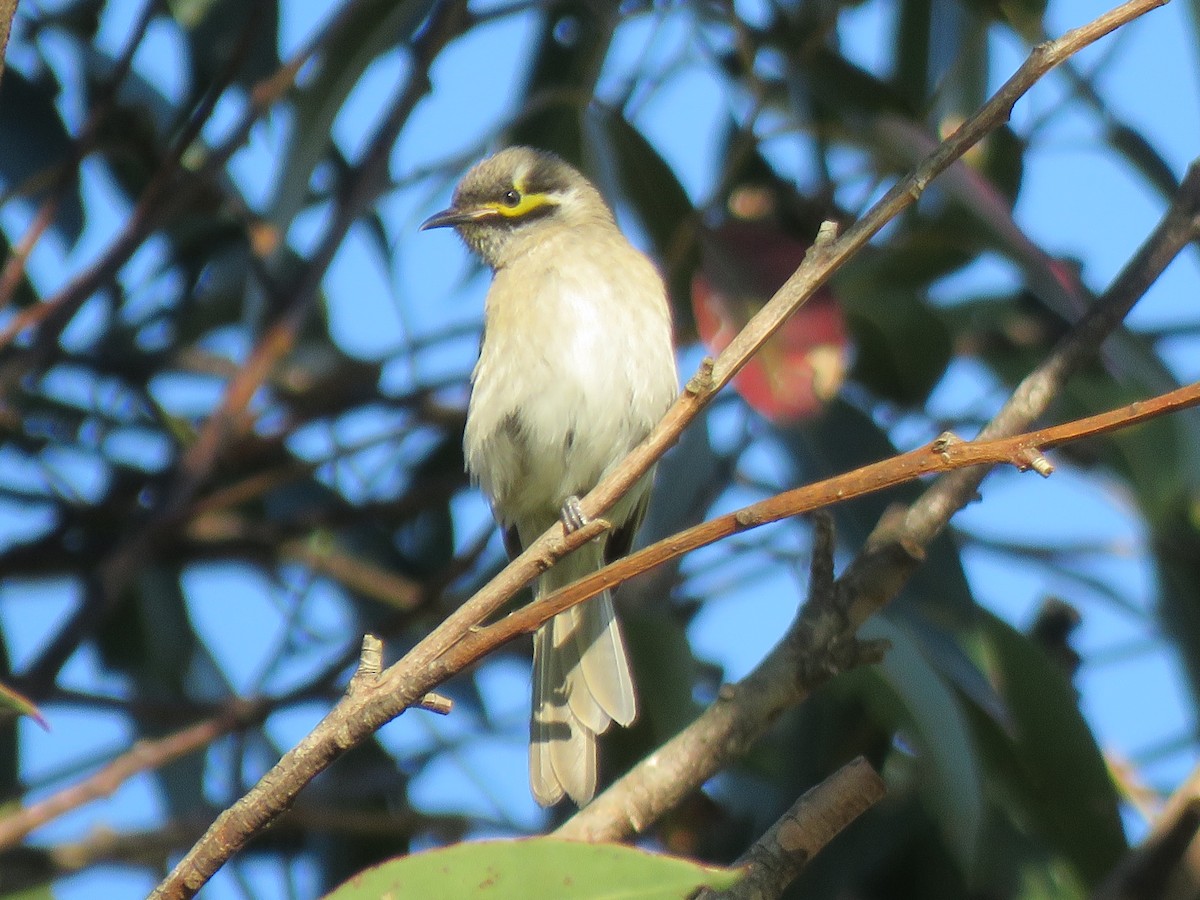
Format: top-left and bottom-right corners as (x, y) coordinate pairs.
(560, 495), (588, 533)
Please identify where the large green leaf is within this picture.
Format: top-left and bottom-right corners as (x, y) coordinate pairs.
(509, 1), (620, 160)
(858, 615), (986, 872)
(778, 401), (978, 630)
(169, 0), (280, 94)
(321, 839), (742, 899)
(975, 611), (1126, 887)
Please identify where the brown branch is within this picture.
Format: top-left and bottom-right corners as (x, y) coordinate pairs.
(700, 757), (887, 900)
(458, 380), (1200, 654)
(147, 3), (1168, 895)
(16, 0), (471, 690)
(558, 154), (1200, 841)
(0, 699), (269, 850)
(1093, 761), (1200, 900)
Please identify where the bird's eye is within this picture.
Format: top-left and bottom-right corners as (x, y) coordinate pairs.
(501, 189), (521, 207)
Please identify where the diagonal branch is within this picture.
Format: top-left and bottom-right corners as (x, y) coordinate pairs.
(16, 0), (472, 690)
(147, 384), (1200, 897)
(148, 2), (1170, 895)
(557, 158), (1200, 843)
(700, 757), (887, 900)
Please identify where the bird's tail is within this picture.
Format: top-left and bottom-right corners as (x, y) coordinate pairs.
(529, 538), (636, 807)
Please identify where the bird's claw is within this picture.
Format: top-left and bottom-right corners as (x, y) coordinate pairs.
(560, 495), (588, 534)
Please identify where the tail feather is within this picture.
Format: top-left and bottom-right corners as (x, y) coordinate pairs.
(528, 539), (636, 805)
(573, 591), (637, 727)
(557, 604), (612, 734)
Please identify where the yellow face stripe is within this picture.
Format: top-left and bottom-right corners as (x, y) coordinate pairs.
(486, 191), (555, 218)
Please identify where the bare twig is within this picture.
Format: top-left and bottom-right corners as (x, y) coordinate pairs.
(460, 380), (1200, 655)
(148, 3), (1169, 895)
(16, 0), (472, 690)
(558, 156), (1200, 842)
(0, 699), (268, 850)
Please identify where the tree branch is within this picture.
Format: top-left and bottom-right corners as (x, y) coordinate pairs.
(0, 699), (269, 850)
(700, 757), (887, 900)
(556, 151), (1200, 846)
(15, 0), (472, 690)
(148, 2), (1170, 895)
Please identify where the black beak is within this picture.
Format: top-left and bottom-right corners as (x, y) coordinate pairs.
(420, 206), (490, 231)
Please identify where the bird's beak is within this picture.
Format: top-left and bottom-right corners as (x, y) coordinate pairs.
(420, 205), (492, 231)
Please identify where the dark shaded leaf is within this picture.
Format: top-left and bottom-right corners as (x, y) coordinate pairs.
(974, 610), (1127, 887)
(598, 111), (699, 334)
(509, 1), (620, 159)
(269, 0), (439, 229)
(169, 0), (279, 94)
(0, 70), (84, 245)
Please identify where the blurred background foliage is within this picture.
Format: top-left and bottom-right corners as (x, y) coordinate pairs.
(0, 0), (1195, 897)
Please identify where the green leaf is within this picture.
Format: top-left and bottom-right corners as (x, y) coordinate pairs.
(0, 885), (57, 900)
(596, 111), (698, 334)
(777, 400), (978, 629)
(169, 0), (279, 93)
(859, 615), (985, 872)
(509, 2), (620, 160)
(978, 611), (1126, 887)
(834, 269), (954, 407)
(321, 839), (742, 899)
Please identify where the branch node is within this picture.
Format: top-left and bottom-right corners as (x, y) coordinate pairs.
(686, 357), (716, 396)
(1014, 445), (1054, 477)
(810, 219), (839, 252)
(734, 508), (761, 529)
(417, 692), (454, 715)
(930, 430), (962, 460)
(347, 634), (383, 695)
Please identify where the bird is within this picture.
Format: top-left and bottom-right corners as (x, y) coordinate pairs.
(421, 146), (678, 806)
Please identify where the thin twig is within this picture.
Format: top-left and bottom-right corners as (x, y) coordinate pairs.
(16, 0), (472, 690)
(460, 381), (1200, 653)
(0, 699), (268, 850)
(148, 2), (1168, 895)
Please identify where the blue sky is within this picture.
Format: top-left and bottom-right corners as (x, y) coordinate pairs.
(3, 0), (1199, 896)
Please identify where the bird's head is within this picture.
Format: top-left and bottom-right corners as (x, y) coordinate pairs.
(421, 146), (614, 268)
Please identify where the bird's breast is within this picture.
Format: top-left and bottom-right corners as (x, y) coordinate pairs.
(463, 245), (677, 527)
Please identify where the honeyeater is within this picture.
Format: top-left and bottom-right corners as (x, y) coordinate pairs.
(422, 146), (678, 806)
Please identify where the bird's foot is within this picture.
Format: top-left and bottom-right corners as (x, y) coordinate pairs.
(560, 495), (588, 534)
